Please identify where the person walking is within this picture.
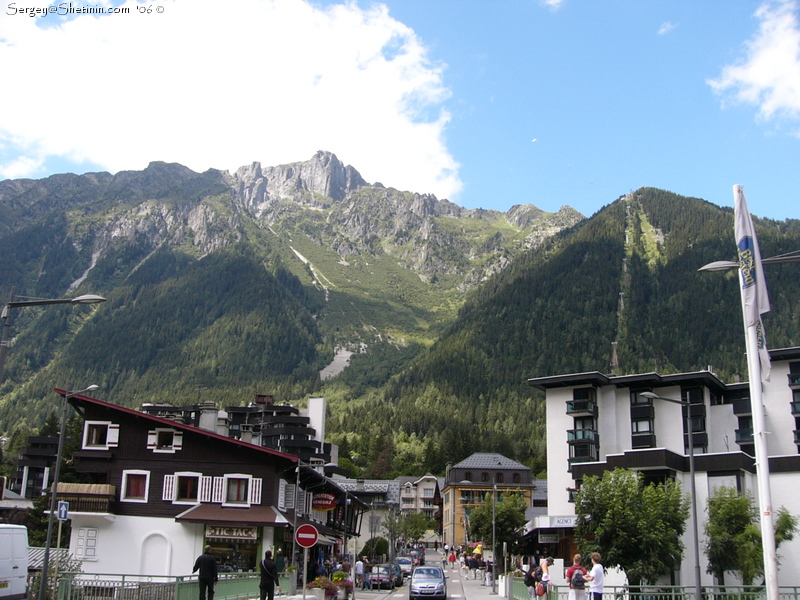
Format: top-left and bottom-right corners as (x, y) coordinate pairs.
(355, 557), (365, 589)
(259, 550), (280, 600)
(192, 546), (218, 600)
(448, 551), (456, 570)
(586, 553), (604, 600)
(565, 554), (588, 600)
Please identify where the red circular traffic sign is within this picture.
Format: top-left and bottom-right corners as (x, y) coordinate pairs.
(295, 524), (319, 548)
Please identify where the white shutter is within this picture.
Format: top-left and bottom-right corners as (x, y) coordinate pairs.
(212, 477), (225, 503)
(146, 431), (157, 450)
(297, 490), (306, 516)
(162, 475), (175, 501)
(200, 476), (213, 502)
(278, 480), (287, 511)
(173, 431), (183, 450)
(249, 478), (262, 505)
(107, 424), (120, 447)
(284, 484), (296, 510)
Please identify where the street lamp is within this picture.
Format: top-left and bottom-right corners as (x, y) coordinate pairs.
(699, 247), (800, 600)
(641, 392), (702, 600)
(490, 484), (497, 595)
(0, 287), (107, 381)
(39, 385), (99, 600)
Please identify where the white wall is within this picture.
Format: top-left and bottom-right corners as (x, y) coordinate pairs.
(69, 514), (204, 577)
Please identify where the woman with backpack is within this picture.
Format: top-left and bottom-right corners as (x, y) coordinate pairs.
(565, 554), (588, 600)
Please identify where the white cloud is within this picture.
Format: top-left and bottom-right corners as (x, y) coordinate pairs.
(708, 0), (800, 124)
(658, 21), (677, 35)
(0, 0), (462, 199)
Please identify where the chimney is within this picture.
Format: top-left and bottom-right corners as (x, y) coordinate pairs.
(241, 423), (253, 444)
(198, 401), (218, 432)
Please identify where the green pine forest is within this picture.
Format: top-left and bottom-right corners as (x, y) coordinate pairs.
(2, 169), (800, 481)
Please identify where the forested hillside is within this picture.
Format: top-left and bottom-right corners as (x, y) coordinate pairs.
(1, 157), (799, 480)
(325, 188), (800, 475)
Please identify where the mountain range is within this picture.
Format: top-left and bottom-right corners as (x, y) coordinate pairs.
(1, 151), (799, 477)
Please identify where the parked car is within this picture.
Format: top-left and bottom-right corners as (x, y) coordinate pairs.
(368, 564), (396, 590)
(389, 562), (404, 586)
(395, 556), (414, 578)
(409, 566), (447, 600)
(409, 550), (424, 566)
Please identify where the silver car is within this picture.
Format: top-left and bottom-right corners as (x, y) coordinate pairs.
(409, 566), (447, 600)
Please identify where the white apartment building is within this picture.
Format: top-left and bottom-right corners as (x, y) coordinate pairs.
(527, 347), (800, 587)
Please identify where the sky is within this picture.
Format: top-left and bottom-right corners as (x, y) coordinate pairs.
(1, 0), (799, 222)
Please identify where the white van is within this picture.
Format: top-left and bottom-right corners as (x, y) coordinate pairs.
(0, 524), (28, 599)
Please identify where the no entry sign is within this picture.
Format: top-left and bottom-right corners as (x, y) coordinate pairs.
(295, 523), (319, 548)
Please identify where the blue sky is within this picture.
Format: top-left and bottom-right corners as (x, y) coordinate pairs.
(1, 0), (798, 221)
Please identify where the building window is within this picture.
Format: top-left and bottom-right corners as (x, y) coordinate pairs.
(632, 419), (652, 433)
(512, 472), (521, 483)
(465, 472), (472, 481)
(481, 472), (489, 482)
(82, 421), (119, 450)
(630, 391), (653, 405)
(423, 488), (434, 498)
(75, 527), (99, 561)
(121, 470), (150, 502)
(495, 472), (504, 483)
(147, 429), (183, 453)
(226, 477), (249, 504)
(177, 474), (200, 502)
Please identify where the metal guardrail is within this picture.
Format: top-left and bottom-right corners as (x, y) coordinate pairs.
(28, 571), (295, 600)
(511, 576), (800, 600)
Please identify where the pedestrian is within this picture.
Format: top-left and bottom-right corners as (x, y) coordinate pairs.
(565, 554), (588, 600)
(192, 546), (218, 600)
(355, 557), (365, 589)
(448, 551), (456, 570)
(460, 554), (468, 576)
(469, 555), (479, 579)
(585, 552), (604, 600)
(341, 557), (352, 577)
(364, 557), (373, 590)
(259, 550), (280, 600)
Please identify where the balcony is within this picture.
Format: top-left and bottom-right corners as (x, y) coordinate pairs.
(566, 400), (598, 417)
(735, 428), (754, 444)
(630, 405), (655, 420)
(789, 372), (800, 387)
(567, 429), (599, 444)
(791, 401), (800, 417)
(684, 431), (708, 449)
(631, 433), (656, 449)
(732, 399), (752, 416)
(52, 483), (116, 514)
(794, 430), (800, 446)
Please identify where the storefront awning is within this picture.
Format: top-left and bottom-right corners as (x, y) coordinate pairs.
(175, 504), (289, 527)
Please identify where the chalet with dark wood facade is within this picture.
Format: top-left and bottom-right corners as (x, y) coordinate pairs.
(59, 391), (363, 576)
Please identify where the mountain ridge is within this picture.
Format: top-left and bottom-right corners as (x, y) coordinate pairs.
(2, 154), (799, 478)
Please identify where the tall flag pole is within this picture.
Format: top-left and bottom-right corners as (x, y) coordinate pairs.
(734, 184), (777, 600)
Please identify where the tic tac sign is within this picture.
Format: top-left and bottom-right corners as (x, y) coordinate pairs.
(295, 523), (319, 548)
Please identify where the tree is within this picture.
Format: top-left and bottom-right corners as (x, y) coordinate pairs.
(574, 468), (689, 587)
(468, 490), (527, 560)
(705, 486), (798, 585)
(403, 512), (434, 544)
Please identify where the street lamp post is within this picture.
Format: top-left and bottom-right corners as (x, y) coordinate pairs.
(641, 392), (702, 600)
(38, 385), (98, 600)
(0, 287), (106, 381)
(491, 484), (497, 595)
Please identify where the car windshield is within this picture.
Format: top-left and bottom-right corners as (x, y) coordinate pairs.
(413, 568), (442, 579)
(396, 558), (411, 564)
(375, 566), (390, 574)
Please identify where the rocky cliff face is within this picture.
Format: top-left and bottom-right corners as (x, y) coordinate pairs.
(0, 151), (584, 296)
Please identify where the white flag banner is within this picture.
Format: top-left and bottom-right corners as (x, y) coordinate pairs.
(734, 185), (771, 381)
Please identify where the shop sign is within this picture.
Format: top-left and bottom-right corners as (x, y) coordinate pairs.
(312, 492), (337, 512)
(538, 533), (559, 544)
(551, 516), (577, 527)
(206, 525), (258, 540)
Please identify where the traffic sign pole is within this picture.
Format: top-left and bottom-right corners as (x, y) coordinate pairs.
(302, 547), (309, 600)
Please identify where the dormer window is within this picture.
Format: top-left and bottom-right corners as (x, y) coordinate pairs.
(147, 428), (183, 453)
(82, 421), (119, 450)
